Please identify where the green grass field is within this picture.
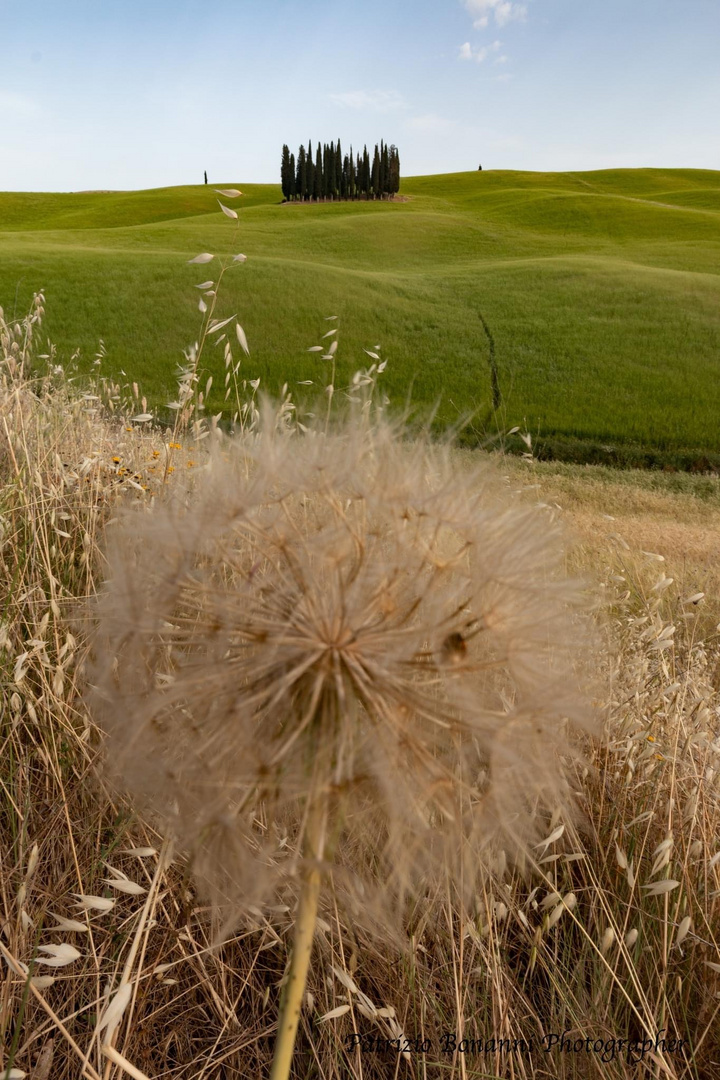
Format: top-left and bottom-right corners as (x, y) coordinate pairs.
(2, 168), (719, 461)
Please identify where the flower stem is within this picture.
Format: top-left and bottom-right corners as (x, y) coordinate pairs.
(269, 799), (326, 1080)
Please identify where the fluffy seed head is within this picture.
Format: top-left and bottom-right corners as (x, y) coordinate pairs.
(89, 415), (596, 933)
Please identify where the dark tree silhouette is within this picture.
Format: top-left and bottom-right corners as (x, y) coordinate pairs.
(371, 145), (381, 199)
(323, 142), (332, 200)
(314, 142), (323, 201)
(306, 140), (314, 201)
(389, 145), (400, 196)
(296, 144), (306, 201)
(347, 145), (355, 200)
(382, 141), (391, 199)
(280, 144), (292, 201)
(335, 139), (343, 198)
(282, 140), (400, 201)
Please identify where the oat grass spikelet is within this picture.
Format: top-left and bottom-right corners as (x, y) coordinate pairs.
(90, 414), (594, 930)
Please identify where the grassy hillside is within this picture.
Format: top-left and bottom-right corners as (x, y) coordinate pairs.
(1, 169), (719, 461)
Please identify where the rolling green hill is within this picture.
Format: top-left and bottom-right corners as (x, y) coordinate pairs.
(2, 169), (719, 464)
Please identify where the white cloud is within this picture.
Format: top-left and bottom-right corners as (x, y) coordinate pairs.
(460, 1), (523, 68)
(458, 39), (501, 63)
(460, 43), (486, 62)
(407, 113), (459, 133)
(462, 0), (527, 29)
(329, 90), (407, 113)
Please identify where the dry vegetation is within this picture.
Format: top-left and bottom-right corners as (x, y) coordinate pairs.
(1, 293), (720, 1080)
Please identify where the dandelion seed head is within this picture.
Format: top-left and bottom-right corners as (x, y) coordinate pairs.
(89, 414), (596, 935)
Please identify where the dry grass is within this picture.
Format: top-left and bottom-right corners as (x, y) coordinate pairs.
(1, 297), (720, 1079)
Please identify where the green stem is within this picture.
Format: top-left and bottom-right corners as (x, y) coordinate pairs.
(269, 800), (326, 1080)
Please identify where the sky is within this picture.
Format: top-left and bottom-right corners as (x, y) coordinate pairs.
(2, 0), (719, 191)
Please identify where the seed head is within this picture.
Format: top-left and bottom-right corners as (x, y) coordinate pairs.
(89, 416), (596, 933)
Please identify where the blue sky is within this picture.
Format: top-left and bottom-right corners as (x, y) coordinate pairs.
(2, 0), (718, 190)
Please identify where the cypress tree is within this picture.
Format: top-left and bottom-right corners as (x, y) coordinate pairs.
(348, 145), (355, 200)
(306, 140), (314, 201)
(296, 144), (306, 202)
(371, 144), (381, 199)
(314, 142), (323, 201)
(332, 140), (339, 198)
(362, 146), (370, 198)
(324, 142), (332, 200)
(327, 141), (333, 198)
(381, 140), (389, 198)
(389, 144), (400, 196)
(289, 152), (296, 200)
(335, 139), (343, 197)
(281, 143), (291, 201)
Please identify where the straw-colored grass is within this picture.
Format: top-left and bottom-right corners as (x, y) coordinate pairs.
(1, 296), (720, 1080)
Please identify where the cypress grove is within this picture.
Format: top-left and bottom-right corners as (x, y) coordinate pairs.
(281, 141), (400, 201)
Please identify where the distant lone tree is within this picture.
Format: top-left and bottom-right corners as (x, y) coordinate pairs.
(478, 164), (483, 171)
(204, 170), (208, 184)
